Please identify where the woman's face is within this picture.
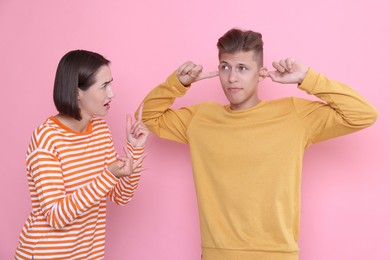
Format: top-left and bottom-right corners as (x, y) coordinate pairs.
(78, 65), (115, 119)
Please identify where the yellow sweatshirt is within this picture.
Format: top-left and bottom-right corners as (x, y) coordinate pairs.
(141, 69), (377, 260)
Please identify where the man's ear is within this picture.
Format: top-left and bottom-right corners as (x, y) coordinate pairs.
(259, 67), (269, 80)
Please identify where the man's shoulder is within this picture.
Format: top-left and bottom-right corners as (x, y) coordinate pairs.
(194, 101), (226, 112)
(267, 97), (314, 106)
(198, 101), (224, 108)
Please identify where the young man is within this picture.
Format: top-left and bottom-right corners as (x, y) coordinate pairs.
(140, 28), (378, 260)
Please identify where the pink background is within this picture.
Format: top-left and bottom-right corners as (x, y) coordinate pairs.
(1, 0), (389, 259)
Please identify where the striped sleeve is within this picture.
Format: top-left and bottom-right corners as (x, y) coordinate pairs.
(108, 143), (144, 205)
(27, 131), (119, 230)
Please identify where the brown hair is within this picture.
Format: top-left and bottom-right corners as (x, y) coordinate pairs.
(217, 28), (264, 67)
(53, 50), (110, 120)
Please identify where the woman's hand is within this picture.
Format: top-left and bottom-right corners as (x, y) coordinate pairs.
(108, 148), (146, 178)
(127, 103), (149, 148)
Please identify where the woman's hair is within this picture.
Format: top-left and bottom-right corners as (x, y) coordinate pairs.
(217, 28), (264, 67)
(53, 50), (110, 120)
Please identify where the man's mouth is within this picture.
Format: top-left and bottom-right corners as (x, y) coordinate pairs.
(227, 87), (242, 93)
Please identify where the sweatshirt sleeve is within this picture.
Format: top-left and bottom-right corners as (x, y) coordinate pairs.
(141, 72), (200, 144)
(294, 68), (378, 145)
(107, 143), (144, 205)
(27, 144), (119, 230)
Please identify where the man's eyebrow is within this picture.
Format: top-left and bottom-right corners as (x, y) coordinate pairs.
(219, 61), (248, 66)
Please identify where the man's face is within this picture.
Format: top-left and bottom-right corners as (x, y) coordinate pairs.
(218, 51), (264, 110)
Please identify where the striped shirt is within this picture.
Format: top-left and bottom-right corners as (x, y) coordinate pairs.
(15, 116), (144, 260)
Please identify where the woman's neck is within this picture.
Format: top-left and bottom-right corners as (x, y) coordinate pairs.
(55, 114), (91, 133)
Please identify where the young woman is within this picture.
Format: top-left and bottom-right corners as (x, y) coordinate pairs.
(14, 50), (149, 260)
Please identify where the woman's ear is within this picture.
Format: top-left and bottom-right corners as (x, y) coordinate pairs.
(77, 89), (82, 101)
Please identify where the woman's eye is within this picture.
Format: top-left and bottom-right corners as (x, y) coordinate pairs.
(102, 83), (110, 89)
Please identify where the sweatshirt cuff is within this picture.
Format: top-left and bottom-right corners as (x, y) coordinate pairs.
(167, 72), (190, 96)
(102, 167), (120, 185)
(297, 68), (320, 94)
(126, 142), (145, 158)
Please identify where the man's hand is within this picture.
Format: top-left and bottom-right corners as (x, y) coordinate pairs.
(260, 58), (309, 84)
(176, 61), (219, 86)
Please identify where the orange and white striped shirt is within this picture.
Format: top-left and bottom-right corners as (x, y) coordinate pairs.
(15, 116), (144, 260)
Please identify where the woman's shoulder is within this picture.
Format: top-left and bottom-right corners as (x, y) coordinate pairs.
(27, 117), (63, 152)
(33, 117), (61, 137)
(91, 116), (110, 130)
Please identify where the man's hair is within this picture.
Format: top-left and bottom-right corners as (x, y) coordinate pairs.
(217, 28), (264, 67)
(53, 50), (110, 120)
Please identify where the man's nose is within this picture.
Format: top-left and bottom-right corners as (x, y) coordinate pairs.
(228, 70), (238, 83)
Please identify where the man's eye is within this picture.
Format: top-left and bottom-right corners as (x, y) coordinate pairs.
(239, 66), (247, 71)
(219, 65), (229, 70)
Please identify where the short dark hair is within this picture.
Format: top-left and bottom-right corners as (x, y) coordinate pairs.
(53, 50), (110, 120)
(217, 28), (264, 67)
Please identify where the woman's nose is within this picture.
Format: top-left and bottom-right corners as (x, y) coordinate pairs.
(107, 86), (115, 98)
